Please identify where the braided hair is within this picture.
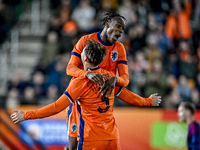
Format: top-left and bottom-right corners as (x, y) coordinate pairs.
(101, 11), (126, 26)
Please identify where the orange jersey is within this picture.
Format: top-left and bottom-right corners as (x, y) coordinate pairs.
(24, 67), (119, 143)
(66, 67), (119, 142)
(67, 32), (129, 87)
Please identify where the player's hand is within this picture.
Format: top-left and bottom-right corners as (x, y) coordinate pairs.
(100, 76), (117, 97)
(149, 93), (162, 106)
(10, 110), (25, 124)
(86, 72), (105, 86)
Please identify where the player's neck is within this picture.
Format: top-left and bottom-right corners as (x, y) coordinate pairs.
(186, 116), (194, 125)
(100, 29), (112, 45)
(84, 63), (98, 71)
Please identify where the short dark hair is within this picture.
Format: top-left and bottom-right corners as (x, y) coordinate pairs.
(85, 40), (107, 66)
(180, 102), (196, 115)
(101, 11), (126, 26)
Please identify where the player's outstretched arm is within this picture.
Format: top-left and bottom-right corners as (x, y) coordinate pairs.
(115, 87), (162, 107)
(10, 110), (24, 124)
(10, 94), (71, 123)
(149, 93), (162, 106)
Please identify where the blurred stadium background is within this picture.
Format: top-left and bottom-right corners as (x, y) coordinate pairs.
(0, 0), (199, 149)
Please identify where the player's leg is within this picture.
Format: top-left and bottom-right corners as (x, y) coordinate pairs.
(114, 86), (153, 106)
(68, 136), (78, 150)
(67, 102), (78, 150)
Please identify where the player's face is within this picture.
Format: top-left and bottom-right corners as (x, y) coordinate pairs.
(106, 17), (126, 43)
(178, 105), (187, 122)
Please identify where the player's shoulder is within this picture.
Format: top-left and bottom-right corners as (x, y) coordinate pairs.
(81, 32), (97, 41)
(70, 76), (89, 86)
(114, 41), (125, 50)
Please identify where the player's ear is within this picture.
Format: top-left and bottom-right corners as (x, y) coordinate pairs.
(85, 56), (88, 62)
(105, 21), (109, 28)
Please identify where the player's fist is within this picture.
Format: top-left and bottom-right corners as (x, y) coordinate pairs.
(10, 110), (25, 124)
(149, 93), (162, 106)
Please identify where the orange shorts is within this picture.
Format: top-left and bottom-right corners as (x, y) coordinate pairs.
(79, 139), (121, 150)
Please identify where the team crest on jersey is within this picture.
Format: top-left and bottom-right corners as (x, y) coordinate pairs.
(111, 51), (118, 62)
(71, 123), (77, 132)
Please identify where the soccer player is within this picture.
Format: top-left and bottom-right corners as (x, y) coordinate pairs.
(66, 11), (162, 149)
(10, 40), (161, 149)
(178, 102), (200, 150)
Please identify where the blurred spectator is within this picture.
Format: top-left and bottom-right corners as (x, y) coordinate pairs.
(39, 85), (59, 106)
(46, 85), (59, 103)
(45, 54), (69, 94)
(59, 20), (80, 53)
(21, 86), (37, 105)
(47, 13), (63, 39)
(31, 71), (46, 98)
(165, 0), (192, 45)
(43, 31), (60, 64)
(195, 73), (200, 91)
(190, 88), (200, 108)
(191, 0), (200, 32)
(71, 0), (96, 34)
(163, 89), (180, 109)
(164, 53), (179, 77)
(128, 23), (146, 55)
(136, 0), (148, 26)
(59, 0), (71, 25)
(155, 22), (170, 54)
(118, 0), (136, 26)
(165, 74), (178, 95)
(6, 88), (20, 108)
(178, 40), (198, 79)
(145, 32), (163, 63)
(176, 75), (191, 102)
(144, 59), (167, 97)
(147, 12), (158, 32)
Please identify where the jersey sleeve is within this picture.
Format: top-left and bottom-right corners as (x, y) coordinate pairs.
(24, 78), (87, 120)
(116, 43), (129, 87)
(66, 36), (88, 78)
(24, 94), (71, 120)
(115, 86), (154, 106)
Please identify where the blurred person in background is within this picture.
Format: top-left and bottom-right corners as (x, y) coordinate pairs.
(118, 0), (137, 27)
(178, 40), (198, 79)
(190, 88), (200, 109)
(128, 23), (146, 55)
(42, 31), (60, 64)
(144, 59), (167, 98)
(178, 102), (200, 150)
(31, 71), (46, 98)
(71, 0), (96, 34)
(6, 88), (20, 108)
(165, 0), (192, 48)
(164, 52), (179, 78)
(195, 73), (200, 92)
(20, 86), (37, 105)
(176, 75), (191, 102)
(163, 89), (180, 109)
